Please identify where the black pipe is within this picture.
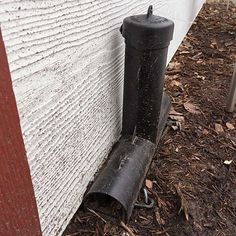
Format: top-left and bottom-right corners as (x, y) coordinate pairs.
(121, 5), (174, 142)
(85, 136), (156, 220)
(85, 6), (174, 222)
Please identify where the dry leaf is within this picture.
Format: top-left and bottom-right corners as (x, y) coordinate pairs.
(215, 123), (224, 133)
(226, 122), (235, 130)
(184, 102), (201, 115)
(145, 179), (153, 189)
(224, 160), (233, 165)
(202, 129), (209, 135)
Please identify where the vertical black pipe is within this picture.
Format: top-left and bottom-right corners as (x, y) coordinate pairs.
(122, 47), (140, 135)
(136, 47), (168, 142)
(121, 6), (174, 142)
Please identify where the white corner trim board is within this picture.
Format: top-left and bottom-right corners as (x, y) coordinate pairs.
(0, 0), (204, 235)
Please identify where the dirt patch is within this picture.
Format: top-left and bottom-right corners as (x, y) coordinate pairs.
(63, 2), (236, 236)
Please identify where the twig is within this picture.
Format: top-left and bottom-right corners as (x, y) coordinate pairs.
(86, 207), (107, 223)
(161, 126), (170, 139)
(151, 227), (170, 236)
(226, 0), (230, 11)
(195, 121), (218, 135)
(87, 207), (136, 236)
(218, 139), (236, 151)
(66, 229), (97, 236)
(66, 233), (79, 236)
(155, 229), (169, 235)
(228, 208), (236, 218)
(174, 183), (189, 221)
(120, 221), (136, 236)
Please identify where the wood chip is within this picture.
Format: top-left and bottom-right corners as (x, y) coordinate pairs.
(169, 107), (184, 116)
(154, 207), (165, 225)
(226, 122), (235, 130)
(168, 61), (181, 70)
(224, 160), (233, 165)
(179, 50), (190, 54)
(157, 196), (167, 208)
(184, 102), (201, 115)
(145, 179), (153, 189)
(170, 80), (183, 89)
(156, 230), (169, 235)
(214, 123), (224, 133)
(202, 129), (209, 135)
(169, 115), (185, 123)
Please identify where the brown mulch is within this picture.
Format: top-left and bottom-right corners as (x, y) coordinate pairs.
(63, 2), (236, 236)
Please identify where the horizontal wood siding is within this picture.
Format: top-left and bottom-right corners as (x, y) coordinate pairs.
(0, 0), (204, 235)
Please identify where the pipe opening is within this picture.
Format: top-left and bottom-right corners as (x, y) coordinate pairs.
(85, 193), (126, 220)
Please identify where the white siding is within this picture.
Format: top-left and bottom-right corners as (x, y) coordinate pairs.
(0, 0), (204, 235)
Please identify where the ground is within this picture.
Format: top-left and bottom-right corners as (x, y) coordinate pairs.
(63, 2), (236, 236)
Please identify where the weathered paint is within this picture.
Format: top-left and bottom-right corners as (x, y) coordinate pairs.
(0, 1), (204, 235)
(0, 29), (42, 236)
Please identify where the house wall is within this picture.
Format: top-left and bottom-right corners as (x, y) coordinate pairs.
(0, 0), (204, 235)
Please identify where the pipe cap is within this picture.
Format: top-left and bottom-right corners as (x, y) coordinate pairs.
(121, 6), (174, 50)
